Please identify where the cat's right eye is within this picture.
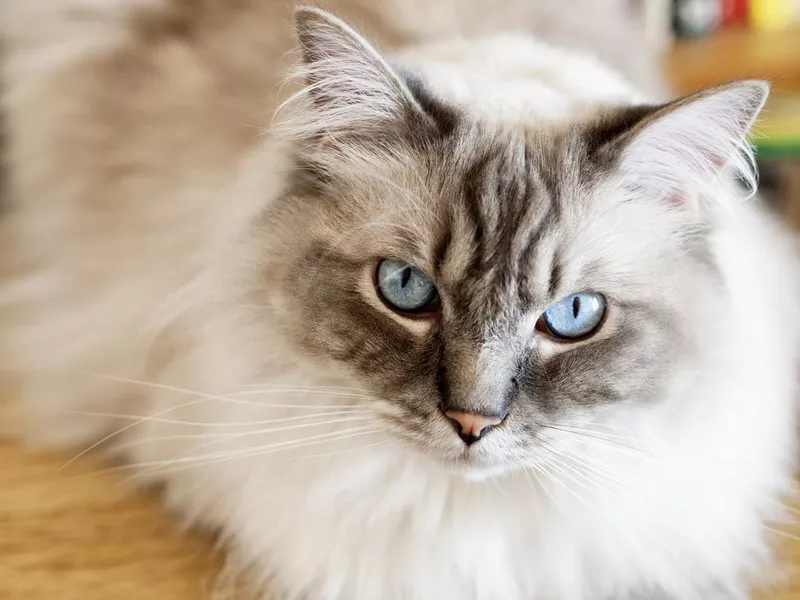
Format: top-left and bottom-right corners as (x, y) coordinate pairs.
(536, 292), (606, 340)
(375, 259), (439, 314)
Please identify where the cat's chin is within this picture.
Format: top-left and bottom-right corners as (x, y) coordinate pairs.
(435, 455), (512, 481)
(451, 464), (510, 481)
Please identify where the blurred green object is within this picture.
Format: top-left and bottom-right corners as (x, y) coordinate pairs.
(757, 140), (800, 159)
(753, 93), (800, 159)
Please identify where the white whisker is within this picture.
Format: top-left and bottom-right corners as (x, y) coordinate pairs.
(539, 424), (658, 459)
(62, 397), (374, 469)
(239, 383), (367, 393)
(77, 372), (373, 407)
(126, 422), (380, 470)
(62, 408), (373, 430)
(765, 525), (800, 543)
(523, 464), (562, 513)
(550, 443), (640, 495)
(110, 411), (375, 453)
(131, 427), (383, 479)
(230, 388), (375, 403)
(292, 439), (388, 461)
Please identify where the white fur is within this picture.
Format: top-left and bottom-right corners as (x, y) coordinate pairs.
(393, 34), (648, 124)
(620, 83), (767, 209)
(129, 201), (799, 600)
(4, 6), (798, 600)
(133, 25), (798, 600)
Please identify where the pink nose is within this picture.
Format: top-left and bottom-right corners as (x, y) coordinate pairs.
(444, 410), (506, 445)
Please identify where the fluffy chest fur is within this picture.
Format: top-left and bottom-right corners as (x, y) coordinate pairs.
(136, 332), (792, 600)
(128, 207), (796, 600)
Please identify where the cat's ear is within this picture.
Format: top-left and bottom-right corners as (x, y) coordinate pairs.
(284, 6), (437, 148)
(602, 81), (769, 207)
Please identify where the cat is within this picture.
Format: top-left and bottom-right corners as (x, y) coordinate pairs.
(2, 2), (799, 600)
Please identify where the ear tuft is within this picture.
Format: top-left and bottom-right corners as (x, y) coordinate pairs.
(276, 7), (426, 151)
(612, 80), (769, 208)
(293, 7), (367, 71)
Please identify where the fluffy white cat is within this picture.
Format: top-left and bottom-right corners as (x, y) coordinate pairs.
(1, 3), (797, 600)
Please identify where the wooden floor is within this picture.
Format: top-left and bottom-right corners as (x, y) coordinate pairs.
(0, 442), (222, 600)
(0, 441), (798, 599)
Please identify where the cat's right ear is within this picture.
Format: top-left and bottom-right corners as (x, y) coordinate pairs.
(280, 7), (436, 150)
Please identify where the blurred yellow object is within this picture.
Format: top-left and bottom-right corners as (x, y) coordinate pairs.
(749, 0), (796, 31)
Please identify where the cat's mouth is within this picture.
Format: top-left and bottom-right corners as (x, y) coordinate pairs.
(419, 439), (513, 478)
(384, 425), (509, 477)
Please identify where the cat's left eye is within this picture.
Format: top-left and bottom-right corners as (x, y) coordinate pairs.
(376, 259), (439, 314)
(537, 292), (606, 340)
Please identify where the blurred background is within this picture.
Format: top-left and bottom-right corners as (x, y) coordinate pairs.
(640, 0), (800, 226)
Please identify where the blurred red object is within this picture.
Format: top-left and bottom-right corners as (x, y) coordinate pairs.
(722, 0), (748, 26)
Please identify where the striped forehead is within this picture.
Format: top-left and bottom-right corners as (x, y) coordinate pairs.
(434, 128), (576, 321)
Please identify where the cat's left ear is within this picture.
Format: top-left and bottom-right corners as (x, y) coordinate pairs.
(600, 81), (769, 206)
(282, 7), (445, 149)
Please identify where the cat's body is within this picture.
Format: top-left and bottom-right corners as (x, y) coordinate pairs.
(1, 2), (798, 600)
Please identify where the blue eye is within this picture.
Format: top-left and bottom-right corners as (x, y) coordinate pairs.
(539, 292), (606, 340)
(376, 259), (438, 313)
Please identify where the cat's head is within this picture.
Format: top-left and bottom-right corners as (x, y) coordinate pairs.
(262, 8), (767, 476)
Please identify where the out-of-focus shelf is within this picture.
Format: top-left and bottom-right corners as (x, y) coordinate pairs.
(665, 27), (800, 230)
(665, 26), (800, 159)
(665, 26), (800, 94)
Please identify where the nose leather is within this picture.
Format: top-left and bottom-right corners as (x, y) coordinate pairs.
(444, 410), (506, 445)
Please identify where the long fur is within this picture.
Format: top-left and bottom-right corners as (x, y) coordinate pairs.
(1, 3), (798, 600)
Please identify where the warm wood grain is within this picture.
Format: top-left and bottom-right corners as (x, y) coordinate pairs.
(0, 442), (223, 600)
(1, 441), (798, 599)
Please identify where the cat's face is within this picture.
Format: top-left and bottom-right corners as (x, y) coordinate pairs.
(262, 9), (766, 475)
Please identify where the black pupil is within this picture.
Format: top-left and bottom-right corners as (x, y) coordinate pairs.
(572, 296), (581, 318)
(400, 266), (412, 288)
